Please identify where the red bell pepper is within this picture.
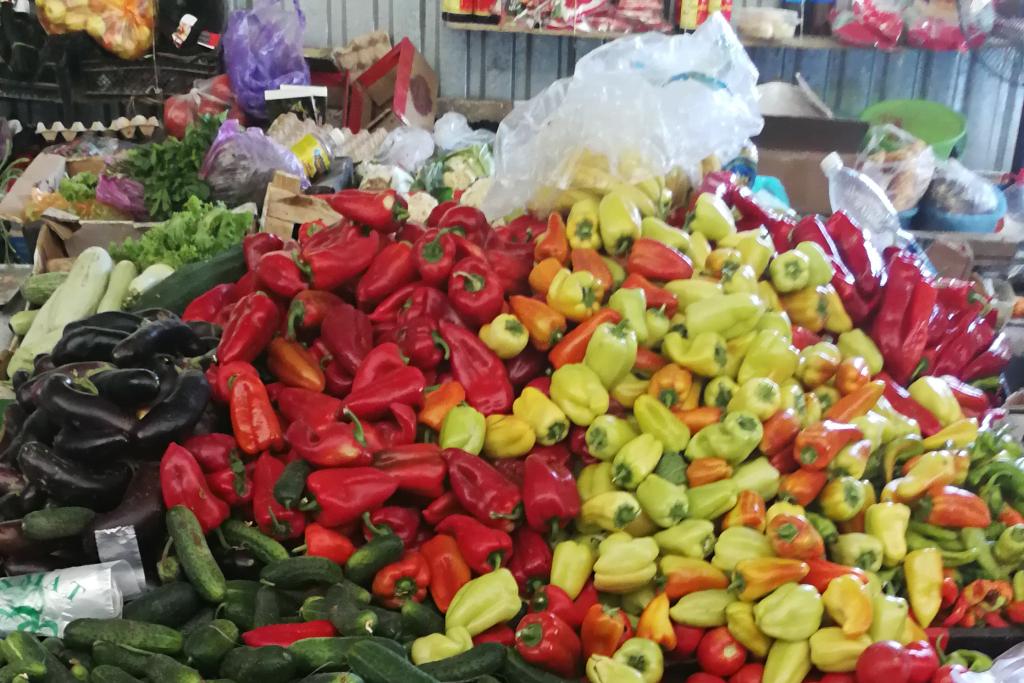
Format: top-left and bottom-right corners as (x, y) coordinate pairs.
(627, 238), (694, 281)
(363, 506), (421, 547)
(342, 365), (425, 420)
(962, 332), (1010, 382)
(830, 262), (876, 325)
(373, 402), (418, 449)
(904, 640), (940, 683)
(287, 418), (371, 468)
(792, 214), (842, 259)
(508, 527), (553, 595)
(274, 387), (341, 432)
(581, 604), (633, 659)
(825, 212), (884, 300)
(357, 241), (419, 308)
(530, 583), (580, 628)
(878, 373), (943, 437)
(255, 250), (309, 299)
(351, 343), (407, 392)
(287, 290), (343, 340)
(507, 347), (552, 391)
(436, 204), (489, 245)
(931, 665), (968, 683)
(317, 189), (407, 232)
(419, 534), (471, 613)
(791, 326), (822, 351)
(801, 558), (869, 593)
(448, 257), (504, 328)
(373, 443), (446, 499)
(439, 320), (514, 415)
(474, 625), (516, 647)
(160, 443), (229, 533)
(940, 375), (991, 417)
(400, 285), (465, 327)
(217, 292), (280, 364)
(414, 228), (457, 286)
(444, 448), (523, 531)
(523, 453), (579, 534)
(573, 581), (600, 626)
(303, 522), (355, 565)
(267, 337), (325, 393)
(485, 232), (536, 296)
(320, 302), (373, 377)
(395, 315), (447, 371)
(301, 224), (382, 290)
(228, 368), (284, 456)
(368, 283), (421, 326)
(422, 491), (466, 527)
(427, 200), (459, 227)
(917, 485), (991, 528)
(243, 232), (284, 271)
(889, 275), (938, 384)
(206, 455), (253, 507)
(305, 467), (398, 527)
(183, 283), (234, 323)
(872, 253), (922, 370)
(296, 219), (329, 246)
(183, 433), (237, 473)
(242, 620), (335, 648)
(435, 514), (513, 574)
(620, 272), (679, 316)
(372, 550), (431, 608)
(252, 453), (306, 539)
(515, 611), (582, 679)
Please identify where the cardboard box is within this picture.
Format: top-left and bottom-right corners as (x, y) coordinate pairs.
(346, 38), (439, 133)
(261, 172), (343, 240)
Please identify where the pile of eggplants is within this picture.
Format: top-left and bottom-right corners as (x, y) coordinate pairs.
(0, 309), (220, 576)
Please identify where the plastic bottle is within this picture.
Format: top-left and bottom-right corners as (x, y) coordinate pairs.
(820, 151), (901, 241)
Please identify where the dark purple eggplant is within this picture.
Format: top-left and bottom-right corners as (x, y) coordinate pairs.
(212, 547), (262, 581)
(132, 370), (210, 455)
(134, 308), (179, 322)
(10, 369), (30, 392)
(0, 466), (25, 496)
(186, 321), (222, 339)
(33, 354), (55, 374)
(111, 319), (204, 366)
(0, 409), (57, 464)
(16, 362), (114, 411)
(18, 441), (129, 510)
(53, 428), (132, 463)
(17, 483), (47, 515)
(38, 374), (134, 433)
(50, 326), (129, 365)
(91, 368), (161, 407)
(0, 403), (26, 454)
(0, 519), (57, 557)
(64, 311), (143, 336)
(84, 462), (163, 560)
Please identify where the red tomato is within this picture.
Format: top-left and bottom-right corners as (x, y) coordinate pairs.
(197, 96), (226, 116)
(207, 74), (234, 103)
(697, 627), (748, 678)
(904, 641), (940, 683)
(729, 663), (764, 683)
(163, 96), (193, 140)
(671, 625), (705, 659)
(687, 675), (728, 683)
(931, 664), (968, 683)
(821, 675), (857, 683)
(856, 641), (910, 683)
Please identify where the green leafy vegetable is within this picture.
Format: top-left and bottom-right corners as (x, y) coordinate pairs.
(58, 172), (98, 202)
(109, 196), (252, 270)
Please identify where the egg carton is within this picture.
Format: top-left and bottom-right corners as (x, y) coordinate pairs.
(333, 31), (392, 78)
(35, 116), (161, 142)
(341, 127), (389, 165)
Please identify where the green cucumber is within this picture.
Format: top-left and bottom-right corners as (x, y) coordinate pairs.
(418, 643), (506, 682)
(130, 245), (246, 314)
(252, 586), (281, 628)
(288, 637), (405, 674)
(145, 654), (201, 683)
(365, 606), (402, 640)
(1, 632), (47, 677)
(300, 596), (330, 622)
(329, 600), (376, 637)
(90, 665), (142, 683)
(183, 619), (238, 675)
(22, 507), (96, 540)
(22, 272), (68, 306)
(41, 650), (79, 683)
(179, 606), (216, 639)
(300, 674), (365, 683)
(65, 620), (182, 655)
(221, 581), (260, 631)
(219, 646), (296, 680)
(97, 261), (138, 313)
(503, 651), (575, 683)
(344, 535), (403, 586)
(400, 600), (444, 637)
(9, 310), (37, 337)
(91, 643), (150, 676)
(348, 640), (438, 683)
(219, 520), (289, 565)
(326, 580), (371, 606)
(166, 506), (226, 603)
(260, 556), (344, 588)
(122, 583), (200, 627)
(273, 460), (310, 510)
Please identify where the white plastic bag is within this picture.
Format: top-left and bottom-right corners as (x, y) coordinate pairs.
(374, 127), (436, 174)
(856, 124), (935, 212)
(481, 13), (762, 220)
(433, 112), (496, 153)
(927, 158), (999, 215)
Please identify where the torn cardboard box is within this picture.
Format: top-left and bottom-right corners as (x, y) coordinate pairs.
(346, 38), (439, 133)
(261, 172), (343, 240)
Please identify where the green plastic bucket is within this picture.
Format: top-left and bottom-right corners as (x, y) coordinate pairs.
(860, 99), (967, 159)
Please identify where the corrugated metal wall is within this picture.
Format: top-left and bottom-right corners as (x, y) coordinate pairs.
(247, 0), (1022, 171)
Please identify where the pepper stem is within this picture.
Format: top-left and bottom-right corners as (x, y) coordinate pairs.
(362, 511), (391, 538)
(515, 622), (544, 648)
(453, 271), (486, 293)
(344, 408), (367, 447)
(432, 331), (451, 360)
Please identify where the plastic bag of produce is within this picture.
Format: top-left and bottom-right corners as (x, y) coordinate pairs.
(37, 0), (156, 60)
(856, 124), (935, 212)
(830, 0), (905, 48)
(96, 175), (148, 221)
(481, 14), (761, 220)
(163, 75), (246, 140)
(200, 119), (308, 208)
(925, 158), (999, 215)
(223, 0), (311, 120)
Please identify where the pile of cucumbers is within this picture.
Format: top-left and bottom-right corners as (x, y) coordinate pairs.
(0, 506), (568, 683)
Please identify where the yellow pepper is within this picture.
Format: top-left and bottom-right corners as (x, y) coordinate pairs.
(641, 216), (689, 252)
(893, 450), (956, 502)
(782, 286), (828, 333)
(869, 594), (909, 643)
(633, 394), (691, 458)
(598, 192), (642, 256)
(663, 331), (728, 378)
(609, 288), (649, 345)
(851, 412), (888, 451)
(769, 249), (811, 293)
(758, 280), (782, 312)
(689, 192), (736, 241)
(719, 227), (773, 278)
(550, 538), (596, 599)
(669, 589), (735, 627)
(686, 293), (765, 340)
(586, 655), (645, 683)
(647, 363), (693, 411)
(778, 379), (803, 411)
(721, 264), (758, 295)
(547, 268), (603, 322)
(720, 330), (756, 380)
(756, 311), (793, 341)
(864, 502), (911, 567)
(445, 569), (521, 636)
(586, 416), (638, 461)
(795, 241), (835, 287)
(704, 376), (739, 410)
(796, 391), (823, 429)
(580, 491), (642, 532)
(797, 342), (842, 388)
(921, 418), (979, 451)
(439, 404), (486, 455)
(766, 501), (806, 524)
(593, 533), (659, 594)
(726, 601), (773, 658)
(654, 519), (716, 558)
(610, 182), (659, 217)
(513, 387), (569, 445)
(904, 548), (943, 628)
(602, 256), (626, 288)
(809, 628), (871, 673)
(813, 385), (840, 413)
(482, 414), (535, 459)
(644, 307), (670, 348)
(636, 474), (689, 528)
(687, 231), (712, 274)
(838, 329), (885, 375)
(567, 197), (602, 250)
(612, 433), (664, 490)
(550, 363), (610, 426)
(623, 585), (658, 617)
(908, 377), (963, 427)
(737, 329), (799, 384)
(764, 639), (811, 683)
(611, 373), (651, 409)
(612, 638), (664, 683)
(727, 377), (781, 421)
(819, 476), (868, 522)
(478, 313), (530, 359)
(822, 284), (853, 334)
(578, 462), (615, 501)
(411, 626), (473, 665)
(823, 574), (874, 637)
(663, 279), (722, 311)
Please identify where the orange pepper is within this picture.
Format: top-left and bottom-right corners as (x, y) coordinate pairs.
(825, 380), (885, 422)
(999, 505), (1024, 526)
(636, 593), (677, 650)
(686, 457), (733, 487)
(767, 513), (825, 560)
(722, 490), (767, 533)
(529, 258), (564, 296)
(732, 557), (809, 601)
(419, 534), (471, 613)
(661, 557), (729, 600)
(547, 308), (621, 369)
(647, 364), (692, 410)
(794, 420), (863, 469)
(509, 295), (567, 351)
(634, 347), (668, 377)
(418, 381), (466, 431)
(535, 212), (570, 264)
(674, 407), (722, 435)
(839, 481), (876, 534)
(835, 357), (872, 395)
(580, 603), (633, 659)
(267, 337), (326, 392)
(779, 468), (828, 506)
(571, 248), (614, 294)
(760, 408), (801, 456)
(620, 272), (679, 317)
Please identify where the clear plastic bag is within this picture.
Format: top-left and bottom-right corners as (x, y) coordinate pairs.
(481, 14), (761, 220)
(433, 113), (496, 153)
(223, 0), (311, 120)
(904, 0), (987, 49)
(37, 0), (155, 60)
(926, 158), (999, 214)
(856, 124), (935, 212)
(200, 119), (308, 208)
(163, 75), (245, 141)
(830, 0), (905, 49)
(375, 127), (436, 174)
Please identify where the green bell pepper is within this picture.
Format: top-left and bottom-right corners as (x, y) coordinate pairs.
(585, 320), (639, 390)
(868, 594), (908, 642)
(756, 311), (793, 341)
(688, 479), (740, 520)
(837, 329), (885, 375)
(769, 250), (811, 293)
(738, 330), (799, 385)
(549, 363), (609, 427)
(644, 307), (670, 349)
(795, 241), (835, 287)
(704, 376), (739, 409)
(663, 331), (728, 378)
(831, 533), (885, 573)
(439, 404), (486, 455)
(712, 525), (774, 572)
(685, 411), (763, 465)
(611, 433), (664, 490)
(731, 457), (781, 500)
(636, 474), (689, 528)
(764, 640), (812, 683)
(633, 394), (690, 457)
(664, 279), (722, 312)
(654, 519), (716, 558)
(668, 589), (735, 627)
(720, 227), (774, 278)
(609, 287), (649, 345)
(641, 216), (690, 251)
(613, 638), (665, 683)
(728, 377), (782, 421)
(753, 582), (823, 640)
(585, 415), (638, 462)
(723, 331), (758, 379)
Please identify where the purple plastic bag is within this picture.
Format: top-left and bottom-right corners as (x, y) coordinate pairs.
(200, 119), (309, 208)
(96, 175), (148, 221)
(223, 0), (311, 120)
